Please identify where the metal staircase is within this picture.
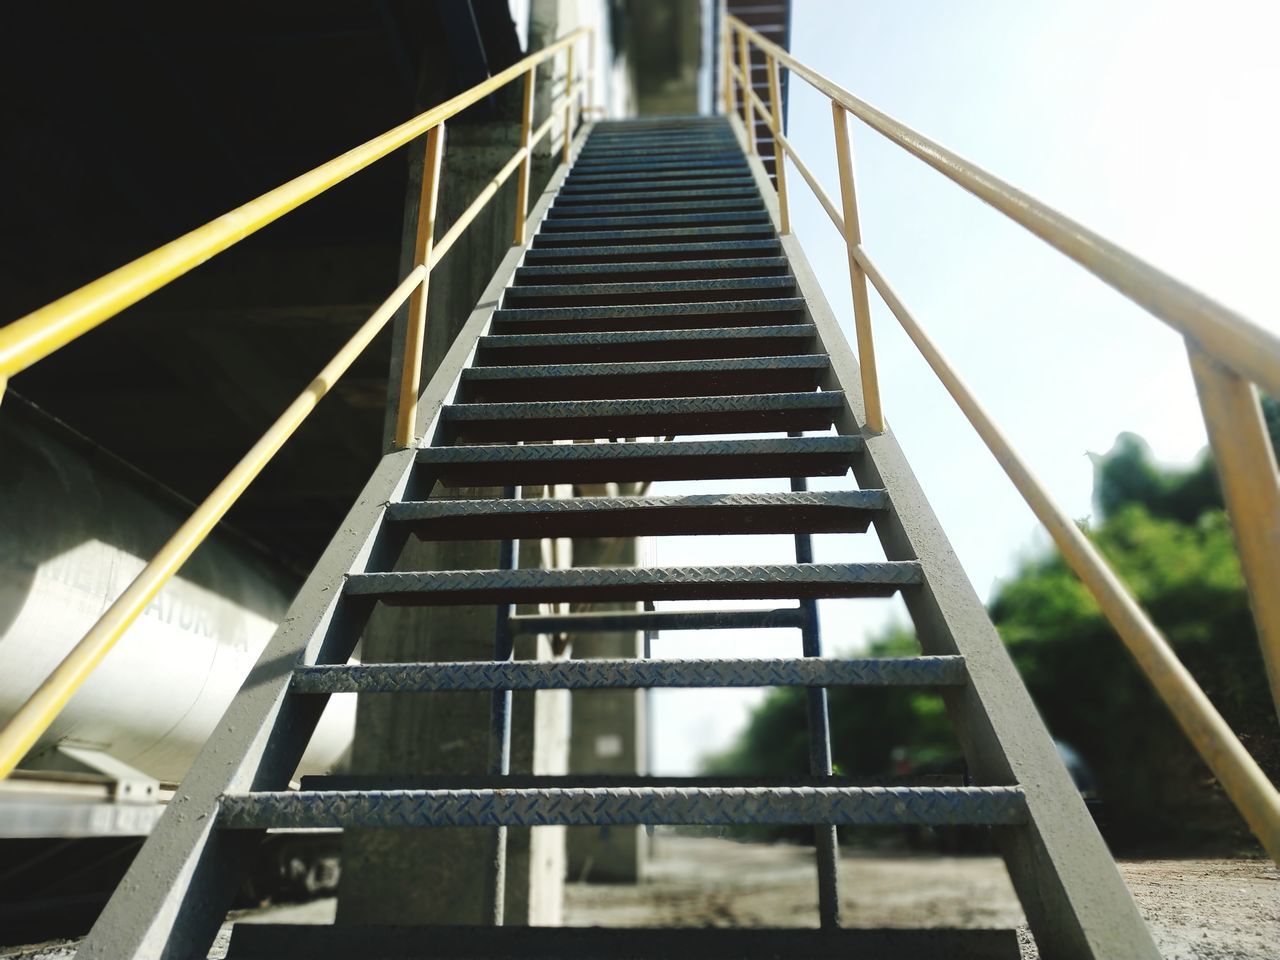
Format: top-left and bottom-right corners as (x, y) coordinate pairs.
(71, 115), (1161, 959)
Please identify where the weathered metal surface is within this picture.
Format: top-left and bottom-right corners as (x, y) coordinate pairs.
(491, 296), (805, 328)
(292, 655), (967, 693)
(387, 489), (885, 539)
(477, 323), (812, 349)
(415, 436), (859, 485)
(533, 224), (777, 244)
(548, 199), (766, 216)
(226, 924), (1022, 960)
(461, 354), (827, 381)
(539, 211), (771, 230)
(219, 785), (1027, 829)
(457, 354), (829, 402)
(73, 136), (589, 960)
(503, 276), (794, 300)
(781, 220), (1161, 954)
(555, 187), (761, 203)
(522, 240), (783, 265)
(438, 390), (841, 442)
(444, 390), (840, 420)
(515, 257), (789, 280)
(345, 560), (921, 605)
(510, 606), (809, 634)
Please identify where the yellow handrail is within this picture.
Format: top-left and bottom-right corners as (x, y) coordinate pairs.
(724, 14), (1280, 860)
(726, 15), (1280, 397)
(0, 28), (595, 779)
(0, 28), (589, 382)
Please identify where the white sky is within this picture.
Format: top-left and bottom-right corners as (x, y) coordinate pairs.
(646, 0), (1280, 775)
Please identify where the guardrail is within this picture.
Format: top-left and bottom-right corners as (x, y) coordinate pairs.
(722, 13), (1280, 860)
(0, 27), (595, 780)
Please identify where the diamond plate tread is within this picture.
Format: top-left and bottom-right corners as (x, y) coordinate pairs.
(225, 924), (1023, 960)
(571, 154), (746, 168)
(578, 144), (747, 158)
(522, 240), (783, 261)
(558, 176), (757, 195)
(461, 354), (828, 381)
(415, 436), (859, 486)
(345, 560), (920, 605)
(438, 391), (842, 442)
(510, 606), (810, 633)
(549, 199), (766, 216)
(565, 159), (749, 176)
(516, 258), (788, 279)
(291, 655), (967, 694)
(218, 785), (1027, 829)
(491, 297), (804, 325)
(477, 324), (813, 348)
(533, 225), (776, 244)
(441, 391), (841, 421)
(387, 490), (886, 539)
(539, 212), (771, 230)
(503, 276), (794, 300)
(555, 187), (760, 202)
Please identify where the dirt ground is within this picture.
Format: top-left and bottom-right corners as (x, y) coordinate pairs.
(562, 833), (1278, 959)
(5, 833), (1275, 959)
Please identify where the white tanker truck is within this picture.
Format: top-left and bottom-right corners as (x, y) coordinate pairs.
(0, 402), (355, 940)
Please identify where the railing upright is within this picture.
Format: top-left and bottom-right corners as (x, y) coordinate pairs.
(830, 104), (883, 433)
(513, 67), (536, 245)
(1188, 347), (1280, 716)
(394, 123), (444, 448)
(765, 52), (790, 234)
(722, 11), (1280, 861)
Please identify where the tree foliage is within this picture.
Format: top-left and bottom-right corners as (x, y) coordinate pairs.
(707, 408), (1280, 854)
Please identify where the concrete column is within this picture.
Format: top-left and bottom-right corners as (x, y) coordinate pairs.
(342, 121), (559, 927)
(566, 534), (648, 883)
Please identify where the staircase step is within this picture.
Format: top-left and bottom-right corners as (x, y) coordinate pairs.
(502, 276), (794, 307)
(292, 655), (966, 693)
(345, 560), (918, 604)
(416, 436), (859, 485)
(514, 257), (789, 284)
(441, 390), (838, 442)
(219, 784), (1025, 829)
(558, 175), (757, 195)
(548, 198), (766, 217)
(510, 606), (810, 633)
(521, 239), (782, 265)
(533, 224), (777, 246)
(476, 325), (814, 365)
(225, 924), (1021, 960)
(538, 211), (772, 231)
(387, 490), (885, 539)
(490, 297), (805, 334)
(565, 158), (749, 176)
(456, 354), (828, 402)
(554, 186), (761, 203)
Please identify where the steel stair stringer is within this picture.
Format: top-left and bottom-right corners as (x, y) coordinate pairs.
(778, 223), (1159, 957)
(73, 116), (1161, 960)
(71, 144), (574, 960)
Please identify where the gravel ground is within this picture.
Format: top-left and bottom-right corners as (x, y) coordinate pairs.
(4, 834), (1275, 958)
(563, 834), (1278, 959)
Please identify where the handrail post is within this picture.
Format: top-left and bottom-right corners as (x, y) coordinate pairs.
(720, 6), (733, 117)
(1188, 342), (1280, 717)
(393, 123), (444, 448)
(587, 27), (596, 117)
(562, 43), (575, 165)
(513, 67), (536, 244)
(736, 28), (755, 157)
(831, 102), (884, 432)
(765, 52), (790, 234)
